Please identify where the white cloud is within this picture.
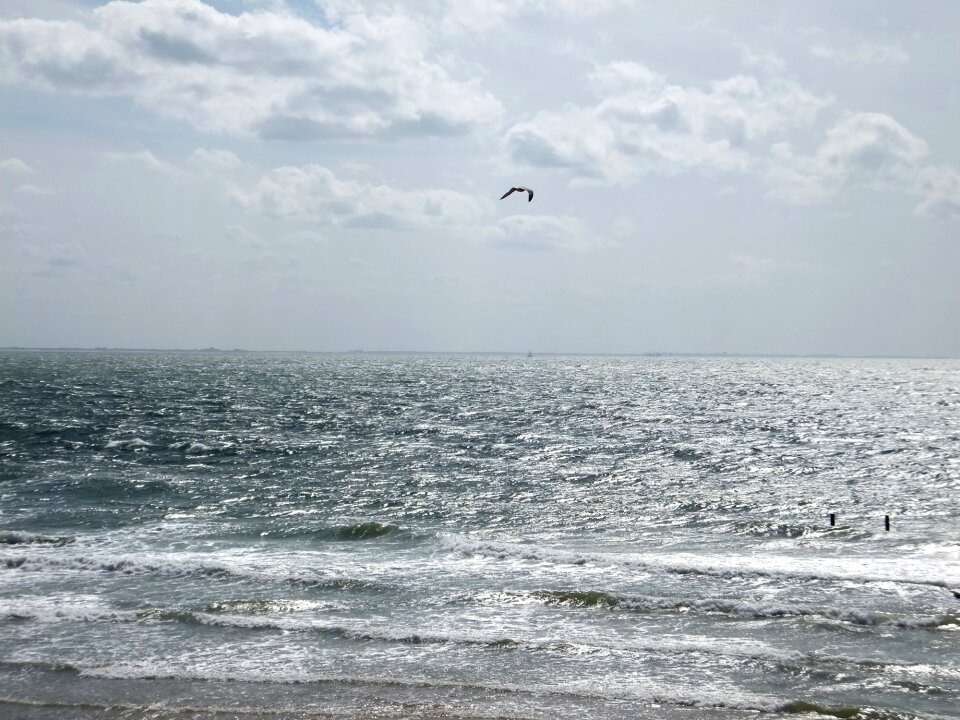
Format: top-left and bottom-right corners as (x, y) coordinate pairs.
(13, 184), (54, 196)
(0, 157), (34, 174)
(484, 214), (597, 251)
(105, 149), (181, 175)
(0, 0), (503, 139)
(809, 41), (908, 67)
(234, 164), (490, 230)
(235, 162), (603, 250)
(914, 166), (960, 217)
(437, 0), (624, 34)
(763, 112), (954, 214)
(504, 61), (828, 183)
(189, 148), (242, 175)
(709, 254), (780, 289)
(737, 44), (787, 75)
(819, 112), (927, 168)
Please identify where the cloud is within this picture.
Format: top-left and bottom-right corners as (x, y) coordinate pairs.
(188, 148), (242, 175)
(504, 61), (828, 183)
(0, 0), (503, 139)
(817, 112), (928, 172)
(437, 0), (625, 34)
(914, 166), (960, 218)
(707, 254), (780, 289)
(0, 157), (34, 174)
(105, 149), (181, 175)
(22, 241), (87, 274)
(13, 184), (54, 196)
(234, 164), (490, 230)
(809, 41), (908, 67)
(484, 214), (597, 251)
(0, 158), (47, 195)
(224, 224), (262, 248)
(235, 162), (603, 250)
(764, 112), (956, 214)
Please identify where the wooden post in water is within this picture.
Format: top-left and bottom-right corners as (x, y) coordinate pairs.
(829, 513), (835, 527)
(885, 515), (890, 531)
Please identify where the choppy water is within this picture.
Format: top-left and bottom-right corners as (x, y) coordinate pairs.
(1, 351), (958, 720)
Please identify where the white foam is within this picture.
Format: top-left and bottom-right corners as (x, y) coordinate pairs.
(166, 441), (235, 454)
(0, 594), (136, 624)
(440, 535), (960, 592)
(104, 438), (151, 450)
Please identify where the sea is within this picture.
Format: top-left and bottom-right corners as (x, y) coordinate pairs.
(0, 351), (958, 720)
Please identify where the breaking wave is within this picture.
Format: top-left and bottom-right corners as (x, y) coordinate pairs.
(441, 537), (959, 596)
(526, 589), (960, 630)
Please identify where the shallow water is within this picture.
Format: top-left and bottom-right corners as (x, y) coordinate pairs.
(1, 351), (958, 719)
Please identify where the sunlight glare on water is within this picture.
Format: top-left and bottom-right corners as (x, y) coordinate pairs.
(1, 351), (958, 719)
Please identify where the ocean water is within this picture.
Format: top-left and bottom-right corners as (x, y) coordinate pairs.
(1, 351), (958, 720)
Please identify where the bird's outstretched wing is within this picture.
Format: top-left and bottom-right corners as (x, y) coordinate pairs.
(500, 186), (535, 202)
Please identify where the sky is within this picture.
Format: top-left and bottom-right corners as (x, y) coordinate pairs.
(1, 0), (958, 356)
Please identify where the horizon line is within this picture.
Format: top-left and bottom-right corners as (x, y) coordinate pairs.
(1, 346), (957, 361)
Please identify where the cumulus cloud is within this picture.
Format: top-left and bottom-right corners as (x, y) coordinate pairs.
(764, 112), (956, 214)
(0, 158), (34, 174)
(504, 58), (955, 216)
(234, 164), (490, 230)
(235, 163), (603, 250)
(0, 158), (45, 195)
(914, 166), (960, 217)
(504, 61), (828, 183)
(0, 0), (503, 139)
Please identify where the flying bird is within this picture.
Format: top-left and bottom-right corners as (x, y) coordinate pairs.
(500, 186), (534, 202)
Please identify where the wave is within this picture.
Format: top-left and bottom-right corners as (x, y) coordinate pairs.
(166, 441), (236, 455)
(779, 699), (927, 720)
(199, 598), (326, 614)
(441, 537), (960, 597)
(4, 602), (523, 649)
(0, 659), (769, 716)
(104, 438), (151, 451)
(1, 553), (383, 592)
(0, 594), (328, 625)
(0, 658), (944, 720)
(0, 661), (933, 720)
(721, 520), (872, 541)
(0, 694), (941, 720)
(0, 531), (74, 546)
(103, 438), (239, 455)
(4, 596), (955, 683)
(527, 589), (960, 631)
(329, 521), (403, 540)
(250, 521), (410, 542)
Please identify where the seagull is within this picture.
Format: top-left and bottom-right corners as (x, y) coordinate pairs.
(500, 186), (534, 202)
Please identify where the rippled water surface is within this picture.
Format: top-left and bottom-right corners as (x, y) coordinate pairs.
(1, 351), (958, 720)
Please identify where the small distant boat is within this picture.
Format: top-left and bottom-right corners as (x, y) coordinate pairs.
(527, 351), (533, 358)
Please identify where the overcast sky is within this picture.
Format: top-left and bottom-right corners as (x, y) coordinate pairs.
(1, 0), (958, 355)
